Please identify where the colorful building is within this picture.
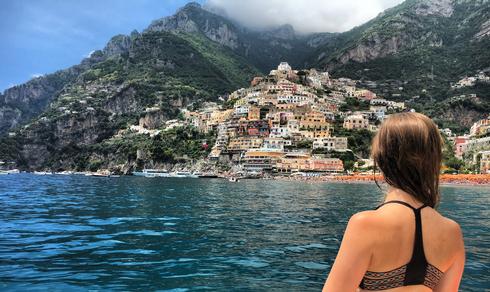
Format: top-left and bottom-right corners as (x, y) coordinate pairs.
(242, 150), (284, 171)
(343, 114), (369, 130)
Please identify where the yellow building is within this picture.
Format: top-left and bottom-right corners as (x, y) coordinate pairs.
(480, 150), (490, 174)
(275, 153), (311, 172)
(228, 137), (263, 152)
(209, 109), (234, 126)
(299, 111), (331, 130)
(275, 153), (343, 173)
(242, 150), (284, 171)
(275, 103), (297, 111)
(470, 115), (490, 137)
(301, 128), (332, 139)
(248, 106), (261, 120)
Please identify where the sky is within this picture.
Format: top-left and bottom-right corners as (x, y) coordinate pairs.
(0, 0), (404, 93)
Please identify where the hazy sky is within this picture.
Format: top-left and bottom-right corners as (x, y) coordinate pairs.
(1, 0), (404, 92)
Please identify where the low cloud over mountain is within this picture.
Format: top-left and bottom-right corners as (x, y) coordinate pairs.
(205, 0), (404, 33)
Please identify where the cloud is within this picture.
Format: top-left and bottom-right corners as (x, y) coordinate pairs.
(31, 73), (44, 78)
(205, 0), (405, 33)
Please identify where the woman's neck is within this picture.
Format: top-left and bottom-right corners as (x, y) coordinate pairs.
(384, 187), (424, 208)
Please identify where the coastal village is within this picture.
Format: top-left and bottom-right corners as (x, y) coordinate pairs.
(135, 62), (489, 179)
(1, 62), (489, 181)
(180, 62), (400, 176)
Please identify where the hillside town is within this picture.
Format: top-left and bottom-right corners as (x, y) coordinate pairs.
(176, 62), (407, 176)
(1, 62), (488, 179)
(170, 62), (488, 177)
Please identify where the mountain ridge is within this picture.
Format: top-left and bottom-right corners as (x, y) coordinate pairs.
(0, 0), (488, 145)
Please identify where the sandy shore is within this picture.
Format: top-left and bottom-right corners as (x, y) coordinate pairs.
(273, 174), (490, 186)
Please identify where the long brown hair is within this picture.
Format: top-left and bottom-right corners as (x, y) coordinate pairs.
(372, 112), (443, 207)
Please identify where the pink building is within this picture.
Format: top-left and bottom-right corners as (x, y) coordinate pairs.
(454, 136), (469, 158)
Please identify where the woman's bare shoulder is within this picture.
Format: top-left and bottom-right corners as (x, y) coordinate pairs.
(347, 210), (388, 233)
(427, 208), (463, 237)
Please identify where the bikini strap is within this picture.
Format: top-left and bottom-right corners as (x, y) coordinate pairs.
(375, 200), (429, 285)
(375, 200), (427, 211)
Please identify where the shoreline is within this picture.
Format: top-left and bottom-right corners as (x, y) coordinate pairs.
(3, 172), (490, 186)
(271, 174), (490, 186)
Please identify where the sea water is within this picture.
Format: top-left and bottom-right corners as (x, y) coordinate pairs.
(0, 174), (488, 291)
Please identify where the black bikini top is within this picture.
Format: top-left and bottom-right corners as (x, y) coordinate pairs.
(359, 200), (444, 290)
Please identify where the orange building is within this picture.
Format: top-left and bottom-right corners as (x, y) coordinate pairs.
(248, 106), (261, 120)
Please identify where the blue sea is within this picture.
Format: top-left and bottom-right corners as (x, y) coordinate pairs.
(0, 174), (488, 291)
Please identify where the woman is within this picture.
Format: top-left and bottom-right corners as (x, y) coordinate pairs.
(323, 112), (465, 291)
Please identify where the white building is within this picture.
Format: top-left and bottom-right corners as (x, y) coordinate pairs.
(370, 106), (387, 121)
(234, 105), (250, 115)
(262, 137), (287, 151)
(312, 137), (348, 151)
(277, 62), (292, 72)
(270, 126), (290, 138)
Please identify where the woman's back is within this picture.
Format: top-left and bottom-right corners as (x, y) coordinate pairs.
(323, 113), (465, 292)
(359, 201), (463, 291)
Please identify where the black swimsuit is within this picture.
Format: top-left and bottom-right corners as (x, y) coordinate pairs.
(359, 201), (444, 290)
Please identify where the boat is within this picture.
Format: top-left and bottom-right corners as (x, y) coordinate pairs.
(34, 171), (50, 175)
(92, 172), (110, 177)
(0, 169), (20, 175)
(55, 171), (73, 175)
(132, 169), (170, 178)
(90, 170), (111, 177)
(228, 177), (239, 182)
(170, 171), (194, 178)
(198, 173), (219, 178)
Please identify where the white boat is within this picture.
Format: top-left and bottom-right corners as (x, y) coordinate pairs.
(92, 172), (110, 177)
(34, 171), (50, 175)
(170, 171), (194, 178)
(228, 177), (239, 182)
(55, 171), (73, 175)
(133, 169), (170, 178)
(0, 169), (19, 175)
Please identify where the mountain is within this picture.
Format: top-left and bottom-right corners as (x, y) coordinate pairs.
(0, 2), (331, 137)
(0, 0), (489, 170)
(145, 2), (336, 71)
(305, 0), (490, 129)
(0, 3), (260, 169)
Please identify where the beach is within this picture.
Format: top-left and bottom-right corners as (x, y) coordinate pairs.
(273, 173), (490, 186)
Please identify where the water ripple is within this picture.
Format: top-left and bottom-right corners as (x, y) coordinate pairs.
(0, 174), (488, 291)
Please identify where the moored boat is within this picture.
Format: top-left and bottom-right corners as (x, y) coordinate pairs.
(132, 169), (170, 178)
(0, 169), (20, 175)
(34, 171), (52, 175)
(55, 171), (74, 175)
(198, 173), (219, 178)
(170, 171), (194, 178)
